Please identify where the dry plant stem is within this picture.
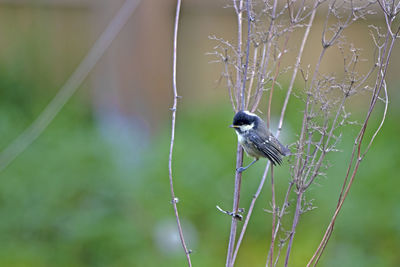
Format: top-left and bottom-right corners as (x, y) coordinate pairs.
(273, 242), (284, 267)
(246, 46), (259, 110)
(241, 0), (252, 109)
(269, 3), (319, 263)
(226, 146), (244, 267)
(267, 32), (291, 127)
(307, 17), (400, 267)
(300, 2), (359, 188)
(304, 89), (351, 188)
(294, 46), (327, 181)
(362, 76), (388, 158)
(0, 0), (141, 172)
(251, 0), (278, 112)
(231, 3), (318, 264)
(266, 166), (276, 267)
(226, 1), (246, 266)
(293, 9), (344, 183)
(234, 0), (244, 109)
(268, 2), (320, 264)
(224, 58), (237, 111)
(309, 26), (400, 267)
(278, 0), (319, 132)
(232, 161), (270, 265)
(290, 29), (344, 267)
(272, 182), (294, 246)
(284, 191), (303, 267)
(169, 0), (192, 266)
(310, 47), (396, 267)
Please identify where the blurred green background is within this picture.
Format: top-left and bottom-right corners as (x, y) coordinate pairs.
(0, 0), (399, 266)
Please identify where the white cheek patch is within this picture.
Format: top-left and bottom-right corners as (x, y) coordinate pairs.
(239, 122), (254, 132)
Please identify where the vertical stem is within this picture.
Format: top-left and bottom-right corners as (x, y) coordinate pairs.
(267, 166), (276, 267)
(234, 0), (244, 109)
(284, 191), (303, 267)
(267, 32), (291, 127)
(169, 0), (192, 266)
(226, 146), (244, 267)
(241, 0), (252, 109)
(250, 0), (278, 112)
(232, 162), (271, 265)
(226, 1), (246, 266)
(277, 0), (319, 132)
(246, 46), (258, 110)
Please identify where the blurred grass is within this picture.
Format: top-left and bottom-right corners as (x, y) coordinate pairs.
(0, 80), (399, 266)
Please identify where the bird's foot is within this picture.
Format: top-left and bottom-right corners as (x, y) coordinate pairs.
(236, 167), (246, 173)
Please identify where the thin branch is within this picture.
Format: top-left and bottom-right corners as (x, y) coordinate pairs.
(224, 49), (238, 111)
(305, 90), (350, 189)
(271, 181), (295, 252)
(234, 0), (244, 109)
(251, 0), (278, 112)
(226, 145), (244, 267)
(0, 0), (141, 172)
(284, 191), (303, 267)
(278, 0), (320, 133)
(361, 71), (388, 159)
(246, 45), (259, 110)
(169, 0), (192, 265)
(226, 1), (245, 266)
(266, 166), (276, 267)
(232, 161), (271, 265)
(241, 0), (252, 109)
(267, 32), (290, 127)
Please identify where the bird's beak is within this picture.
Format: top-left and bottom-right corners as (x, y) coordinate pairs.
(229, 125), (239, 128)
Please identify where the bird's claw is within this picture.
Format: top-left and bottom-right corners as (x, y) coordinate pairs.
(236, 167), (246, 173)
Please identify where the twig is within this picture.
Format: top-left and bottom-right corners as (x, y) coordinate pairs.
(224, 49), (238, 111)
(0, 0), (141, 172)
(246, 45), (258, 110)
(241, 0), (252, 109)
(284, 191), (303, 267)
(267, 32), (290, 127)
(278, 0), (319, 134)
(226, 0), (246, 266)
(217, 205), (244, 221)
(226, 145), (244, 267)
(169, 0), (192, 265)
(251, 0), (278, 112)
(266, 166), (276, 267)
(232, 161), (270, 264)
(272, 181), (294, 253)
(234, 0), (244, 109)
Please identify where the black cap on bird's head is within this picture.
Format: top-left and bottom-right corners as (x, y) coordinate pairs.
(230, 110), (259, 132)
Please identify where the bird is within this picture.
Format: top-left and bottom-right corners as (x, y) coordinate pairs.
(230, 110), (290, 173)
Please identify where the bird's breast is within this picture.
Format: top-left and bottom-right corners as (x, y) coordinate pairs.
(235, 131), (246, 145)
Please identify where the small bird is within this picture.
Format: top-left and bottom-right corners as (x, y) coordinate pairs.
(230, 110), (290, 173)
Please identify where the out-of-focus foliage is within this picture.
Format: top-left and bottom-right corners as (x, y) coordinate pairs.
(0, 78), (399, 266)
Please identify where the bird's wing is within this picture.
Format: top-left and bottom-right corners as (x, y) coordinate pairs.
(257, 120), (290, 156)
(248, 133), (282, 165)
